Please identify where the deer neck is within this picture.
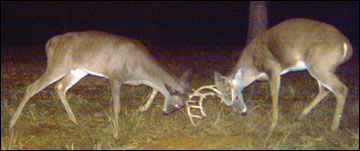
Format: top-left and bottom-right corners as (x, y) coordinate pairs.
(132, 62), (184, 97)
(228, 44), (265, 89)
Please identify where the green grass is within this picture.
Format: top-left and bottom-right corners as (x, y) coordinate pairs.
(1, 59), (359, 150)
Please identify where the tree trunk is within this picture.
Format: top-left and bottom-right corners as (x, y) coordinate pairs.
(247, 1), (267, 44)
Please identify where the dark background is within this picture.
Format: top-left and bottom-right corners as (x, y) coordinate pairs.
(1, 1), (359, 63)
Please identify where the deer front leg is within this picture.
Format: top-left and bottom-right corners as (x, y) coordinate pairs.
(138, 89), (158, 112)
(110, 80), (121, 139)
(266, 66), (281, 130)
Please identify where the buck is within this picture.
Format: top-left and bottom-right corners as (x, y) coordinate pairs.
(213, 18), (352, 131)
(9, 31), (193, 138)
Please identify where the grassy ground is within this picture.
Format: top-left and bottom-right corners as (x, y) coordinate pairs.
(1, 44), (359, 149)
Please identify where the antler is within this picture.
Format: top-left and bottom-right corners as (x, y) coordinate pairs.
(186, 85), (222, 126)
(186, 76), (236, 126)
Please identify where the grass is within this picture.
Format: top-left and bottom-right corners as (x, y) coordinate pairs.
(1, 47), (359, 149)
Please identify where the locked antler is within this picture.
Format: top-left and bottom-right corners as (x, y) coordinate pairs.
(186, 85), (222, 126)
(186, 76), (235, 126)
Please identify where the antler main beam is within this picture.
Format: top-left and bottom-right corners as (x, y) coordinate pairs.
(186, 85), (222, 126)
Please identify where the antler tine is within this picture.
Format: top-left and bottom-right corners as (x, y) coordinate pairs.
(190, 85), (222, 97)
(185, 100), (202, 126)
(186, 85), (222, 126)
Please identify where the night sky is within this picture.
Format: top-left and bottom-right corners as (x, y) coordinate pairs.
(1, 1), (359, 58)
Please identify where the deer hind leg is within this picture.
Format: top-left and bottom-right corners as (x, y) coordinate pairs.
(138, 89), (158, 112)
(300, 80), (330, 118)
(9, 68), (69, 130)
(55, 69), (88, 124)
(306, 66), (347, 131)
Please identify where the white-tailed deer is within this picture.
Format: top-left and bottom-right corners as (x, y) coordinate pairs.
(9, 31), (193, 138)
(213, 18), (353, 131)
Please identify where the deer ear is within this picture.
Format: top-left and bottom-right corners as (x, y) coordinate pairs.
(165, 84), (178, 95)
(235, 68), (243, 80)
(180, 68), (192, 88)
(214, 71), (226, 88)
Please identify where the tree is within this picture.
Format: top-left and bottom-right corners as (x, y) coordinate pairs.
(247, 1), (267, 44)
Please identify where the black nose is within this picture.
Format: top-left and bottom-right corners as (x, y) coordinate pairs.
(162, 112), (170, 115)
(241, 112), (248, 116)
